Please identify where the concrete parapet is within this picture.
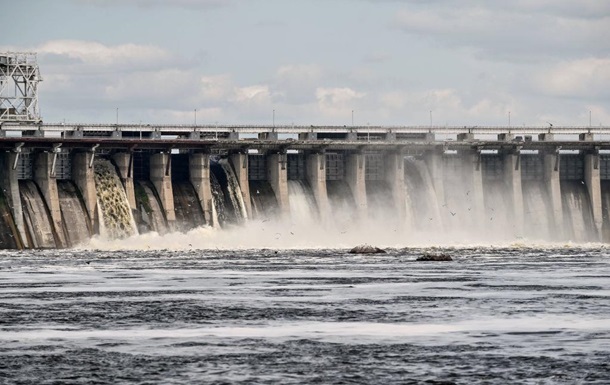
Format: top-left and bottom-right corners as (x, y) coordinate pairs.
(259, 132), (278, 141)
(189, 153), (214, 226)
(229, 153), (252, 219)
(34, 152), (67, 248)
(384, 152), (406, 223)
(543, 151), (563, 239)
(0, 152), (26, 248)
(71, 151), (97, 232)
(111, 152), (136, 212)
(150, 153), (176, 229)
(502, 152), (524, 238)
(345, 152), (367, 220)
(539, 133), (555, 141)
(306, 152), (331, 223)
(298, 132), (317, 140)
(266, 152), (290, 217)
(579, 133), (594, 141)
(584, 153), (602, 240)
(457, 133), (475, 141)
(498, 133), (514, 141)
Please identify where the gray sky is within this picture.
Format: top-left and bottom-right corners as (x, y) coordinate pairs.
(2, 0), (609, 126)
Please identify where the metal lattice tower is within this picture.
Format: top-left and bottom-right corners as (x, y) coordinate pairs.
(0, 52), (42, 122)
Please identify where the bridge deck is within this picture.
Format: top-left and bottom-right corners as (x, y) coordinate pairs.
(1, 136), (609, 152)
(1, 122), (610, 136)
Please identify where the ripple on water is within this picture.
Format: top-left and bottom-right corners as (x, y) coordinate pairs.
(0, 247), (609, 383)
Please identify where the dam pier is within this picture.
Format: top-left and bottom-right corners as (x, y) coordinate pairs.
(2, 122), (610, 248)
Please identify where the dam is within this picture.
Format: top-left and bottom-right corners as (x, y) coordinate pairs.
(2, 52), (610, 248)
(2, 123), (610, 249)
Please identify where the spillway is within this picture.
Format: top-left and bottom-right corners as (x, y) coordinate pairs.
(93, 159), (137, 240)
(19, 180), (56, 248)
(57, 180), (91, 247)
(135, 181), (168, 234)
(2, 146), (610, 248)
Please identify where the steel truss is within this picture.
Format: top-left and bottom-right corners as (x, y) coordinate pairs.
(0, 52), (42, 122)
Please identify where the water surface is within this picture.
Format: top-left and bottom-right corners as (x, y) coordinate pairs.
(1, 247), (609, 384)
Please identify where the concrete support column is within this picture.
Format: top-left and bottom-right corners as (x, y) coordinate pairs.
(72, 151), (97, 231)
(503, 152), (524, 238)
(345, 152), (367, 220)
(34, 152), (67, 248)
(462, 149), (485, 227)
(150, 153), (176, 230)
(543, 151), (563, 239)
(111, 152), (136, 211)
(584, 152), (603, 240)
(0, 152), (26, 248)
(384, 151), (407, 223)
(424, 149), (445, 206)
(229, 152), (252, 219)
(306, 152), (331, 223)
(266, 152), (290, 216)
(189, 152), (214, 226)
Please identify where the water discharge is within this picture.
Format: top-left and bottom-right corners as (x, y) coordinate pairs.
(93, 159), (137, 240)
(3, 153), (609, 249)
(288, 180), (318, 225)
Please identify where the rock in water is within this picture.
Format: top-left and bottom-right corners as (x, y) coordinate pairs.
(349, 244), (386, 254)
(416, 253), (453, 261)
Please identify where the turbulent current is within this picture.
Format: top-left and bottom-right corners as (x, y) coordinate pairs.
(1, 246), (609, 384)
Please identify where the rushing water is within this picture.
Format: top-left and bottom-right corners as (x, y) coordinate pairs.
(93, 159), (138, 240)
(1, 246), (609, 384)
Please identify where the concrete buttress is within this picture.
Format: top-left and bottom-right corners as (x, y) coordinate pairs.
(306, 152), (331, 223)
(0, 152), (26, 248)
(384, 152), (407, 223)
(345, 152), (367, 220)
(503, 152), (524, 238)
(71, 151), (97, 232)
(229, 153), (252, 219)
(462, 149), (485, 230)
(424, 149), (445, 208)
(266, 152), (290, 217)
(189, 153), (214, 226)
(111, 152), (136, 212)
(543, 151), (563, 239)
(584, 153), (602, 241)
(34, 151), (67, 247)
(150, 153), (176, 230)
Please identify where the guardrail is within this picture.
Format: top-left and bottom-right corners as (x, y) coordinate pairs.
(1, 122), (610, 136)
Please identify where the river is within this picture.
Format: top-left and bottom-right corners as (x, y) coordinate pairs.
(1, 246), (609, 384)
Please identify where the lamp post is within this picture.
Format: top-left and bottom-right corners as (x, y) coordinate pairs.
(352, 110), (354, 126)
(116, 108), (119, 125)
(194, 109), (197, 126)
(508, 111), (511, 127)
(273, 109), (275, 128)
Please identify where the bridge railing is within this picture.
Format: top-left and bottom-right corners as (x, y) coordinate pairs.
(1, 121), (610, 137)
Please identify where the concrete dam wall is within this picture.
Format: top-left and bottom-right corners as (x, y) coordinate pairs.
(1, 142), (609, 249)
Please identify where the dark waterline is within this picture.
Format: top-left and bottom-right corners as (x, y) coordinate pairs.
(1, 247), (609, 384)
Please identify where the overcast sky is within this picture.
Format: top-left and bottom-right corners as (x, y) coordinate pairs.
(2, 0), (609, 126)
